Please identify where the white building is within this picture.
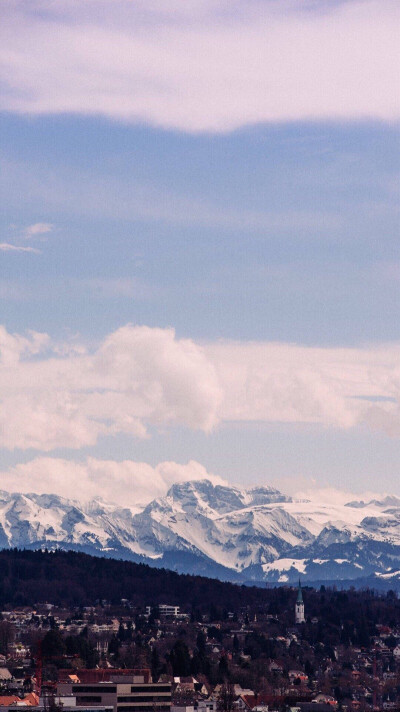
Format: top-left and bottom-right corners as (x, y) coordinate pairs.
(146, 604), (180, 617)
(295, 581), (305, 624)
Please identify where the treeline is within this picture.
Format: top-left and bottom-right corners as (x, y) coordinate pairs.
(0, 549), (399, 627)
(0, 548), (268, 609)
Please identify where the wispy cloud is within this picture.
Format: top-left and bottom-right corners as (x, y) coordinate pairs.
(23, 222), (53, 239)
(0, 158), (342, 234)
(0, 242), (40, 254)
(1, 0), (398, 132)
(83, 277), (163, 301)
(0, 222), (54, 254)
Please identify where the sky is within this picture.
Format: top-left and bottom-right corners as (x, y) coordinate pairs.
(0, 0), (399, 505)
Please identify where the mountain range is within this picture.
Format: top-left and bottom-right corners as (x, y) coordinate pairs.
(1, 480), (399, 589)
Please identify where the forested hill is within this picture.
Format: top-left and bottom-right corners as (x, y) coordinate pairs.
(1, 549), (399, 631)
(0, 548), (269, 609)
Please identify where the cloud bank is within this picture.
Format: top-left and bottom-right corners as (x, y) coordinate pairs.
(1, 0), (398, 132)
(207, 340), (400, 435)
(0, 324), (399, 452)
(0, 457), (224, 507)
(0, 455), (390, 507)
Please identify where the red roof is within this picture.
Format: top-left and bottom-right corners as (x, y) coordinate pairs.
(0, 694), (38, 707)
(0, 697), (20, 706)
(23, 693), (40, 706)
(240, 694), (284, 709)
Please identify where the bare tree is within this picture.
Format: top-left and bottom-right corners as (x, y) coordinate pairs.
(217, 683), (235, 712)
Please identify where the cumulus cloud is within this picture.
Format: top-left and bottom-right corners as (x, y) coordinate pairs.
(0, 325), (222, 450)
(0, 457), (225, 506)
(0, 324), (399, 451)
(1, 0), (398, 132)
(0, 326), (50, 366)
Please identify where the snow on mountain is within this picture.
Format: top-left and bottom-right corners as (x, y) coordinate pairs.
(0, 480), (398, 587)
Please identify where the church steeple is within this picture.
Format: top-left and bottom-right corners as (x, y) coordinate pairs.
(295, 579), (305, 623)
(296, 579), (303, 603)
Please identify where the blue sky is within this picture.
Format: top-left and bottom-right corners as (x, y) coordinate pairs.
(2, 118), (398, 343)
(0, 0), (399, 503)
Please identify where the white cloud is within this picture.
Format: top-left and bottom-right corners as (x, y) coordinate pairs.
(0, 455), (390, 508)
(1, 0), (398, 132)
(206, 340), (400, 434)
(0, 456), (225, 506)
(0, 243), (40, 254)
(0, 223), (53, 254)
(23, 222), (53, 238)
(293, 486), (367, 507)
(0, 326), (50, 366)
(0, 324), (399, 452)
(0, 325), (222, 450)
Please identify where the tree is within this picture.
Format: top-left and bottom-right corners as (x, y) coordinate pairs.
(304, 659), (314, 677)
(117, 622), (126, 641)
(218, 655), (229, 682)
(148, 606), (160, 626)
(196, 630), (207, 656)
(0, 621), (15, 656)
(41, 630), (66, 660)
(217, 683), (235, 712)
(151, 648), (161, 682)
(169, 640), (191, 677)
(126, 620), (133, 641)
(108, 634), (120, 658)
(65, 633), (99, 668)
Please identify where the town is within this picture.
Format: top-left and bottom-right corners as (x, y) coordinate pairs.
(0, 564), (399, 712)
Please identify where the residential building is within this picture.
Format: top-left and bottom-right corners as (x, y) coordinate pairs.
(57, 671), (171, 712)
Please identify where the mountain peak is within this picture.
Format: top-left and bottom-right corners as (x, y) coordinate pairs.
(0, 482), (398, 588)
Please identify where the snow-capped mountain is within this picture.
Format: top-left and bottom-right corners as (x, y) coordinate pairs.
(0, 480), (399, 588)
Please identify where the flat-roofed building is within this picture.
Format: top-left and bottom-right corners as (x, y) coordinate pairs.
(57, 672), (171, 712)
(146, 605), (179, 618)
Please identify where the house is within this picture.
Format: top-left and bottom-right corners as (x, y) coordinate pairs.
(296, 705), (334, 712)
(237, 694), (283, 711)
(312, 693), (337, 707)
(0, 693), (39, 707)
(233, 686), (254, 697)
(268, 661), (283, 675)
(288, 670), (308, 684)
(392, 645), (400, 659)
(0, 697), (20, 707)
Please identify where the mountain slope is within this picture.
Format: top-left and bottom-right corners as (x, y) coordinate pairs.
(0, 481), (399, 588)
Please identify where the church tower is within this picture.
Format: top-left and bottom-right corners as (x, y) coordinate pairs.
(295, 580), (305, 623)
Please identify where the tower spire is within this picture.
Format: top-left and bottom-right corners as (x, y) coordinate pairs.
(295, 579), (305, 623)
